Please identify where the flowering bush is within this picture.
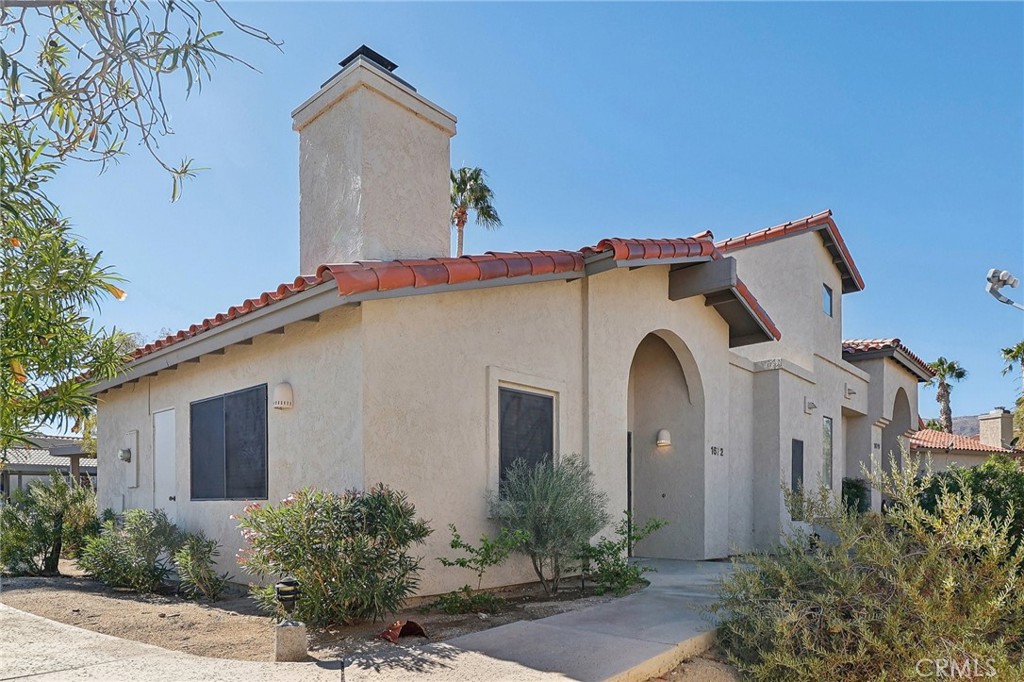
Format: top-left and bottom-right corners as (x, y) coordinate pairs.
(235, 485), (432, 626)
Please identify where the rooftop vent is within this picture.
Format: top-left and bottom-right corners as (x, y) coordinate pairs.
(321, 45), (416, 91)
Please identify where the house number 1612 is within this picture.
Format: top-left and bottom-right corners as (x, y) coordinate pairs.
(711, 446), (725, 457)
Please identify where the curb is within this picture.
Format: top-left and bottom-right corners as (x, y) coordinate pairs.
(608, 629), (717, 682)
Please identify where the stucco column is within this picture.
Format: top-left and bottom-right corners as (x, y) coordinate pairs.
(70, 455), (81, 482)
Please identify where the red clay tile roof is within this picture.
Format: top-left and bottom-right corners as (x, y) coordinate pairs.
(131, 236), (779, 362)
(842, 338), (935, 380)
(715, 209), (866, 293)
(910, 428), (1021, 455)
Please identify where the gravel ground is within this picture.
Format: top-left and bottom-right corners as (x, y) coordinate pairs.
(0, 561), (625, 663)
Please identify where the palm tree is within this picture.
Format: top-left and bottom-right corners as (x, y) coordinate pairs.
(450, 167), (502, 257)
(1000, 341), (1024, 384)
(926, 357), (968, 434)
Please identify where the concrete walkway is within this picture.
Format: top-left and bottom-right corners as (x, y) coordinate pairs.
(1, 560), (730, 682)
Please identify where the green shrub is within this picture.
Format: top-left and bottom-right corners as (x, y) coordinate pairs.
(0, 471), (97, 575)
(427, 585), (507, 615)
(840, 477), (870, 514)
(919, 454), (1024, 549)
(490, 455), (609, 594)
(713, 455), (1024, 682)
(79, 508), (184, 592)
(235, 485), (432, 626)
(430, 524), (526, 614)
(579, 512), (667, 595)
(174, 531), (230, 601)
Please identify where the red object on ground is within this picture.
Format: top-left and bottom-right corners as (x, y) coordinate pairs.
(377, 620), (428, 643)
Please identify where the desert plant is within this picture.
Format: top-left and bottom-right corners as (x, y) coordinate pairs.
(235, 485), (432, 626)
(430, 524), (526, 614)
(174, 531), (231, 601)
(840, 477), (870, 514)
(919, 454), (1024, 550)
(78, 508), (184, 592)
(426, 585), (508, 615)
(713, 453), (1024, 682)
(438, 524), (527, 590)
(579, 512), (667, 595)
(0, 471), (97, 575)
(490, 455), (609, 595)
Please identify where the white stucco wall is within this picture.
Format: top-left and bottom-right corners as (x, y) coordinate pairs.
(294, 62), (456, 271)
(725, 231), (872, 549)
(96, 305), (364, 580)
(727, 232), (845, 371)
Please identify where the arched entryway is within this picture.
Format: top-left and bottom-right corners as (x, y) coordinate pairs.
(882, 387), (912, 476)
(626, 331), (705, 559)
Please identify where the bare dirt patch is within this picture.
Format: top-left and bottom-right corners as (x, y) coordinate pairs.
(650, 649), (742, 682)
(0, 561), (629, 663)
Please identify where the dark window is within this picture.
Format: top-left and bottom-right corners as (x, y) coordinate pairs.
(823, 284), (833, 317)
(791, 439), (805, 521)
(822, 417), (834, 488)
(499, 387), (554, 482)
(190, 385), (268, 500)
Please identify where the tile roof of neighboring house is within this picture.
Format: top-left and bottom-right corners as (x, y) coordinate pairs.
(842, 338), (935, 381)
(715, 209), (866, 293)
(128, 234), (781, 365)
(4, 446), (97, 470)
(909, 428), (1022, 455)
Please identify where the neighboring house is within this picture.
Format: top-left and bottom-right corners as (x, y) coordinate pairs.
(910, 407), (1022, 471)
(1, 436), (96, 499)
(91, 47), (933, 594)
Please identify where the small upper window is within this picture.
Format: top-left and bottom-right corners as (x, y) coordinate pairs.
(823, 284), (833, 317)
(498, 387), (554, 483)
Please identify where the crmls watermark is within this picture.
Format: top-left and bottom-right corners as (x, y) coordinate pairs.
(915, 658), (997, 678)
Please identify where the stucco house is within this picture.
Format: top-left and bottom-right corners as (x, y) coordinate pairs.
(909, 407), (1021, 471)
(92, 47), (934, 594)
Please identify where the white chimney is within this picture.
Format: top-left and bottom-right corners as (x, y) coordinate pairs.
(978, 407), (1013, 449)
(291, 46), (457, 274)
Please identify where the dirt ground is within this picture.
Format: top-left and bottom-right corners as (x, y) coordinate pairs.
(650, 650), (743, 682)
(0, 560), (627, 663)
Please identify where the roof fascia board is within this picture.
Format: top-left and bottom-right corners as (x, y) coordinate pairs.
(584, 253), (713, 276)
(93, 270), (586, 394)
(90, 283), (342, 394)
(843, 347), (931, 382)
(729, 289), (777, 344)
(348, 269), (584, 303)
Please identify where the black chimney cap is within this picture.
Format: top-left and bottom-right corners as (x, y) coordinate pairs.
(340, 45), (398, 72)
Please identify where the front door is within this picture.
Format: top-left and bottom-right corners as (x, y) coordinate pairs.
(153, 409), (177, 522)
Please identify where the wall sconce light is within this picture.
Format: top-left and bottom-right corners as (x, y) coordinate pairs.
(804, 397), (818, 415)
(118, 448), (132, 462)
(273, 382), (294, 410)
(656, 429), (672, 447)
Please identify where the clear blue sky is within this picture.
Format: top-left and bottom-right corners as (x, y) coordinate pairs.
(53, 2), (1023, 418)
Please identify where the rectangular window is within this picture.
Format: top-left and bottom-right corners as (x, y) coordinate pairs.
(498, 387), (554, 483)
(791, 439), (805, 521)
(822, 416), (834, 488)
(190, 384), (268, 500)
(823, 284), (833, 317)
